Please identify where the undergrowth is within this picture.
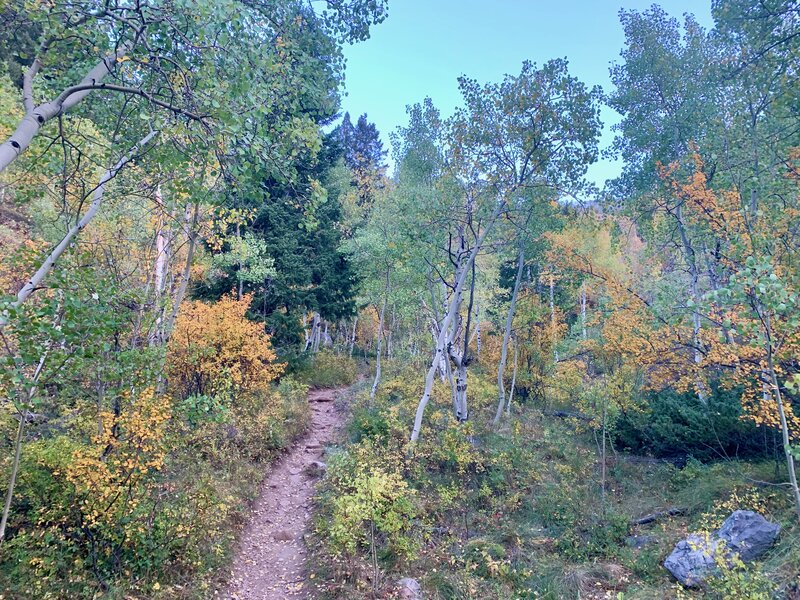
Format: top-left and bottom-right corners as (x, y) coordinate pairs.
(307, 364), (800, 600)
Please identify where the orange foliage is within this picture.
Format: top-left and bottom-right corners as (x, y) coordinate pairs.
(167, 293), (284, 398)
(67, 388), (171, 529)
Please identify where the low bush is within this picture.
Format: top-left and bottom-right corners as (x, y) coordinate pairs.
(294, 350), (359, 388)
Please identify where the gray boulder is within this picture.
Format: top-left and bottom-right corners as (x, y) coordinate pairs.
(664, 510), (780, 587)
(664, 534), (722, 586)
(717, 510), (781, 561)
(396, 577), (422, 600)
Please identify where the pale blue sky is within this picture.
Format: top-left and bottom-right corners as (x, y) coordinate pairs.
(339, 1), (714, 190)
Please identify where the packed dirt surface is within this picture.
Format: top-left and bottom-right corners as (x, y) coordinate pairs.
(224, 387), (342, 599)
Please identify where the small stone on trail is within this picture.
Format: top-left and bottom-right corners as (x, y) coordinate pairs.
(303, 461), (327, 477)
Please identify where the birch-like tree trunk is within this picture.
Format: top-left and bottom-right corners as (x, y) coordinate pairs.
(0, 48), (128, 175)
(505, 337), (518, 416)
(349, 316), (358, 357)
(494, 245), (525, 425)
(0, 353), (47, 542)
(0, 130), (157, 328)
(163, 203), (199, 336)
(370, 270), (391, 402)
(411, 211), (497, 442)
(764, 313), (800, 516)
(580, 282), (587, 341)
(549, 272), (559, 362)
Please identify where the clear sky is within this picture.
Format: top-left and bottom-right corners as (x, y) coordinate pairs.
(339, 0), (714, 190)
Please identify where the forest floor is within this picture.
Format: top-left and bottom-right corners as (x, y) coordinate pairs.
(223, 387), (342, 600)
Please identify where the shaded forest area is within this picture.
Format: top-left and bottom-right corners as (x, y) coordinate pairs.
(0, 1), (799, 599)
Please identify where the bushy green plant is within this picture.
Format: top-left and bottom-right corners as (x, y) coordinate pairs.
(614, 385), (767, 461)
(295, 351), (359, 388)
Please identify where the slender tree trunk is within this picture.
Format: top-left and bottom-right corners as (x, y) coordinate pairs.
(600, 392), (608, 514)
(349, 316), (358, 357)
(549, 272), (558, 362)
(580, 282), (587, 341)
(311, 314), (322, 353)
(0, 48), (128, 175)
(370, 271), (391, 402)
(411, 209), (498, 442)
(162, 202), (199, 341)
(765, 318), (800, 516)
(505, 337), (518, 416)
(0, 353), (47, 542)
(0, 131), (157, 327)
(494, 245), (525, 425)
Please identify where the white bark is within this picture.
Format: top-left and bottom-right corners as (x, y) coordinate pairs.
(505, 337), (518, 416)
(0, 49), (126, 175)
(370, 271), (391, 402)
(411, 210), (498, 443)
(580, 283), (587, 341)
(162, 202), (199, 341)
(311, 313), (322, 353)
(764, 314), (800, 516)
(0, 130), (158, 327)
(0, 352), (47, 542)
(549, 272), (558, 362)
(349, 316), (358, 357)
(494, 246), (525, 425)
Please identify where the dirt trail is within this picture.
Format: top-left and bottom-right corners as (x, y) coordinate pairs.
(224, 387), (342, 600)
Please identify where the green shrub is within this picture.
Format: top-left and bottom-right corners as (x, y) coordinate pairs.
(614, 385), (767, 461)
(295, 350), (358, 388)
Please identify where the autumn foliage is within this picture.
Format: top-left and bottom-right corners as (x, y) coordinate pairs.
(168, 293), (284, 398)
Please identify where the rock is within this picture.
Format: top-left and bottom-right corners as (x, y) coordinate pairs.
(717, 510), (781, 562)
(625, 535), (656, 549)
(273, 529), (294, 541)
(303, 460), (327, 477)
(664, 511), (780, 587)
(396, 577), (422, 600)
(664, 533), (721, 586)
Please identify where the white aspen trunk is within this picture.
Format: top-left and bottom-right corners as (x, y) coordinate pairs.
(580, 283), (587, 341)
(154, 186), (167, 296)
(387, 306), (395, 359)
(349, 316), (358, 357)
(0, 131), (157, 327)
(764, 315), (800, 516)
(411, 209), (498, 442)
(476, 317), (481, 358)
(0, 48), (128, 175)
(311, 313), (322, 353)
(148, 185), (170, 347)
(549, 272), (558, 363)
(454, 360), (468, 422)
(494, 246), (525, 425)
(303, 311), (311, 352)
(323, 321), (331, 348)
(162, 202), (199, 342)
(370, 273), (390, 401)
(505, 337), (519, 416)
(430, 323), (448, 382)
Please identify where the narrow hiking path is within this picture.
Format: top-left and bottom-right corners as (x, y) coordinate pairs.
(223, 387), (342, 600)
